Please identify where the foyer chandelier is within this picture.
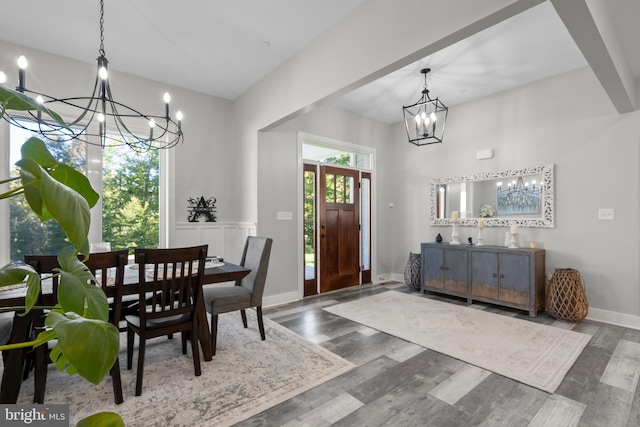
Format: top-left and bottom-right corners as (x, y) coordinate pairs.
(402, 68), (447, 146)
(0, 0), (183, 151)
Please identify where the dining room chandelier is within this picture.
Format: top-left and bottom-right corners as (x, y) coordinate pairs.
(402, 68), (447, 146)
(496, 176), (542, 213)
(0, 0), (183, 151)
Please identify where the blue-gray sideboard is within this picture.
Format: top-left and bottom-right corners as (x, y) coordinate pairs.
(420, 242), (546, 317)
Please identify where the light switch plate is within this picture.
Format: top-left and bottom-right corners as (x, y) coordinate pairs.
(598, 208), (614, 220)
(277, 211), (293, 221)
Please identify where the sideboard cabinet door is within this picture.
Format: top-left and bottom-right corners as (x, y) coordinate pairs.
(422, 245), (444, 290)
(471, 251), (499, 300)
(421, 244), (468, 298)
(498, 253), (530, 306)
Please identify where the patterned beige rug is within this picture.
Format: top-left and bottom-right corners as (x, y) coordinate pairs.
(12, 310), (354, 426)
(324, 291), (591, 393)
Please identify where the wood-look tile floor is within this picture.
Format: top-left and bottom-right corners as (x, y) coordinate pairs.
(236, 282), (640, 427)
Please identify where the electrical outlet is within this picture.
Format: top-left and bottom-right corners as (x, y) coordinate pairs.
(598, 208), (614, 220)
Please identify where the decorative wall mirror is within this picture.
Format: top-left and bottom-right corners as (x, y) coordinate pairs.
(429, 164), (554, 227)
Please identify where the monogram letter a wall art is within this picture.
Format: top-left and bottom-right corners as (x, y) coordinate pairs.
(187, 196), (217, 222)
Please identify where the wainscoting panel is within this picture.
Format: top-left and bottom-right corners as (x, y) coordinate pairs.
(174, 222), (256, 263)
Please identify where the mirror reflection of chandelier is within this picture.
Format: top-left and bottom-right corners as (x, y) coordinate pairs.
(496, 177), (543, 215)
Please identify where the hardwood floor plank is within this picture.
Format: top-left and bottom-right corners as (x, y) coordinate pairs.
(529, 394), (586, 427)
(281, 392), (364, 427)
(600, 340), (640, 392)
(555, 344), (612, 403)
(249, 356), (398, 426)
(335, 377), (472, 427)
(461, 380), (548, 427)
(429, 365), (491, 405)
(576, 383), (633, 427)
(237, 283), (640, 427)
(265, 299), (339, 321)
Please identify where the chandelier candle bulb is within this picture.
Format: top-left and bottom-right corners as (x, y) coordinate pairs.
(0, 1), (184, 150)
(17, 55), (27, 92)
(164, 92), (171, 118)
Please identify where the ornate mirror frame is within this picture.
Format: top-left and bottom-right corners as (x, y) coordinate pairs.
(429, 164), (555, 228)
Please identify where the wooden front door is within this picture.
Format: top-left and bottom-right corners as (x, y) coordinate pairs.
(319, 165), (360, 293)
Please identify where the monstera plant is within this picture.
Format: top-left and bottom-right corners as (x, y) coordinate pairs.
(0, 85), (124, 426)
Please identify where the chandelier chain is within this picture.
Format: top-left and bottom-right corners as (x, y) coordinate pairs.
(99, 0), (105, 57)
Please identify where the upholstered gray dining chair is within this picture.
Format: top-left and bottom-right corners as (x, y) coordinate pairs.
(202, 236), (273, 355)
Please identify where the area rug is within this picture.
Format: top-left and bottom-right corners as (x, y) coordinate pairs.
(323, 291), (591, 393)
(10, 310), (355, 426)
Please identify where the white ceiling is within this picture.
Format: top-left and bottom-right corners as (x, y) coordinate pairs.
(0, 0), (638, 125)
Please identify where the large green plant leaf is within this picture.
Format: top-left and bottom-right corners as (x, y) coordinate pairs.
(0, 263), (40, 312)
(0, 86), (67, 128)
(20, 138), (99, 208)
(20, 136), (58, 167)
(15, 157), (49, 220)
(76, 412), (125, 427)
(45, 311), (119, 385)
(50, 164), (99, 208)
(40, 166), (91, 255)
(56, 253), (109, 322)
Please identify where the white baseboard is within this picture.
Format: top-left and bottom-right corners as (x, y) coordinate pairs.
(263, 291), (299, 309)
(586, 307), (640, 330)
(375, 273), (404, 283)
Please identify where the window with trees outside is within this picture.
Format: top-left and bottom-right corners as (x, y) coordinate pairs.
(7, 119), (160, 261)
(102, 136), (159, 253)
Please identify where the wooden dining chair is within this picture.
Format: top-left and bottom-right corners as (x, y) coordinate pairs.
(202, 236), (273, 355)
(24, 250), (128, 404)
(125, 245), (208, 396)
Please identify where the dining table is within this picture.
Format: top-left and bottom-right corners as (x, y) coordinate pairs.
(0, 260), (251, 403)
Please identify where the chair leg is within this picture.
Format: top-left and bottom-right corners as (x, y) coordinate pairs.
(191, 323), (201, 377)
(33, 344), (47, 404)
(257, 306), (266, 341)
(110, 357), (124, 404)
(210, 314), (218, 356)
(181, 332), (187, 355)
(126, 327), (134, 370)
(241, 309), (248, 328)
(22, 350), (33, 380)
(135, 338), (146, 396)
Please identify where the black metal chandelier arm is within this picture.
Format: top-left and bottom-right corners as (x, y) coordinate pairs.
(0, 0), (184, 151)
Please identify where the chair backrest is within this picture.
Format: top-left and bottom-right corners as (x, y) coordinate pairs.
(24, 250), (129, 326)
(83, 250), (129, 298)
(236, 236), (273, 306)
(134, 245), (208, 327)
(23, 254), (61, 296)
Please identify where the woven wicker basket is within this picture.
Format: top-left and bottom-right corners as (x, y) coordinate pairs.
(546, 268), (588, 322)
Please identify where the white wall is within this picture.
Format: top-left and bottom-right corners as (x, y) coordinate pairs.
(393, 66), (640, 325)
(257, 104), (394, 304)
(233, 0), (543, 224)
(0, 39), (241, 255)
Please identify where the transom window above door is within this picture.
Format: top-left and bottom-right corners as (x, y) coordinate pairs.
(302, 142), (371, 169)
